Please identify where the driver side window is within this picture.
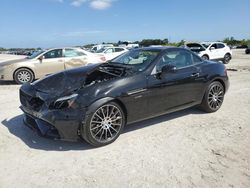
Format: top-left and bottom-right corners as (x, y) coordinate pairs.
(44, 49), (63, 59)
(156, 50), (193, 72)
(210, 44), (217, 49)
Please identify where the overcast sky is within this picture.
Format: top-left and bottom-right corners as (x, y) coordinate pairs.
(0, 0), (250, 48)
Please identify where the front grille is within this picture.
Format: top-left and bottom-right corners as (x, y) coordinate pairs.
(20, 90), (44, 111)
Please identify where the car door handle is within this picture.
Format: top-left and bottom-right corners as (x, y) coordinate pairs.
(190, 73), (200, 78)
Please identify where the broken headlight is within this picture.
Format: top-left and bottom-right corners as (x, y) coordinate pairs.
(52, 93), (78, 109)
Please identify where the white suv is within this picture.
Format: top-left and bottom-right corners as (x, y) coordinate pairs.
(186, 42), (232, 64)
(95, 47), (128, 61)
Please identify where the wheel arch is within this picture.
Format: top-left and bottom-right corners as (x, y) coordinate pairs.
(13, 67), (35, 80)
(112, 98), (128, 121)
(211, 78), (226, 92)
(87, 97), (128, 120)
(225, 52), (232, 57)
(202, 54), (209, 60)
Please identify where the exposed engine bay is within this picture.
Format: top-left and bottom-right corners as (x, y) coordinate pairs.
(85, 64), (127, 86)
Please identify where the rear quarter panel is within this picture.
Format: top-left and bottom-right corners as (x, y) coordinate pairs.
(201, 61), (229, 92)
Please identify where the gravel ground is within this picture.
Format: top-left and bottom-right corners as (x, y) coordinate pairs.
(0, 50), (250, 188)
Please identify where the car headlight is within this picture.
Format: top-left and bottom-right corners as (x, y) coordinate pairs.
(52, 93), (78, 109)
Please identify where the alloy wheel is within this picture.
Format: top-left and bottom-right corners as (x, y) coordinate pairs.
(90, 104), (123, 143)
(207, 84), (224, 110)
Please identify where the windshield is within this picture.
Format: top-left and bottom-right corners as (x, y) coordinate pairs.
(109, 49), (161, 71)
(96, 48), (107, 53)
(27, 50), (44, 59)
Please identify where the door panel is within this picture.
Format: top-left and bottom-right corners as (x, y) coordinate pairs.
(34, 58), (64, 78)
(146, 66), (201, 116)
(209, 44), (219, 59)
(145, 49), (205, 117)
(35, 49), (65, 78)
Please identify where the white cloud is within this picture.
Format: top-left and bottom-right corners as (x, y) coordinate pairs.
(54, 0), (115, 10)
(71, 0), (87, 7)
(89, 0), (113, 10)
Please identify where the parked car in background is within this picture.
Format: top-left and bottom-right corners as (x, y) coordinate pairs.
(185, 42), (232, 64)
(0, 47), (106, 84)
(19, 47), (229, 146)
(236, 45), (248, 49)
(95, 47), (128, 61)
(91, 44), (114, 52)
(118, 41), (139, 49)
(245, 46), (250, 54)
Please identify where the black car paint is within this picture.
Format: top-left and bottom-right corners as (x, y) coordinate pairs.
(19, 47), (229, 141)
(246, 47), (250, 54)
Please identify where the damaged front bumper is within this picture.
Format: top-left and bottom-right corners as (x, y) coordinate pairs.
(19, 83), (87, 141)
(20, 105), (86, 141)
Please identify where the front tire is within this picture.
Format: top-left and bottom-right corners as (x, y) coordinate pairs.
(199, 81), (225, 113)
(82, 102), (125, 147)
(223, 53), (231, 64)
(14, 68), (34, 84)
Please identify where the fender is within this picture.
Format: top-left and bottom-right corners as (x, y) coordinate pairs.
(86, 97), (116, 116)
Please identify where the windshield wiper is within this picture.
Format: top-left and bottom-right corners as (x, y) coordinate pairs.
(108, 62), (134, 68)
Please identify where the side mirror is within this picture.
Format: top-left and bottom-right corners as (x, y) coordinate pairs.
(156, 64), (177, 79)
(162, 64), (177, 74)
(38, 55), (44, 61)
(210, 47), (215, 50)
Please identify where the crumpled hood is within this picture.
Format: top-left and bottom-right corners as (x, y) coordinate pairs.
(0, 58), (30, 67)
(31, 63), (101, 98)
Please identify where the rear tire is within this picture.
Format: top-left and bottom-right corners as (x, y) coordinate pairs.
(199, 81), (225, 113)
(82, 102), (125, 147)
(202, 55), (209, 60)
(223, 53), (231, 64)
(14, 68), (34, 84)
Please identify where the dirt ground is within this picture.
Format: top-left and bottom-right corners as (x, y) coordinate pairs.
(0, 50), (250, 188)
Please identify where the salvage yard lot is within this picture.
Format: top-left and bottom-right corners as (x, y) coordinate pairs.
(0, 49), (250, 187)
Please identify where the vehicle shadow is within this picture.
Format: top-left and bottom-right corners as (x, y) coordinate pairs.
(0, 80), (18, 85)
(1, 115), (94, 151)
(1, 108), (204, 151)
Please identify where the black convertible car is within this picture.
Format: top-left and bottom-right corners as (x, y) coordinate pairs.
(19, 47), (229, 146)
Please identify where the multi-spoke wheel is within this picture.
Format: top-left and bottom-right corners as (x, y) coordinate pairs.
(223, 53), (231, 64)
(199, 81), (225, 113)
(14, 68), (34, 84)
(83, 102), (125, 146)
